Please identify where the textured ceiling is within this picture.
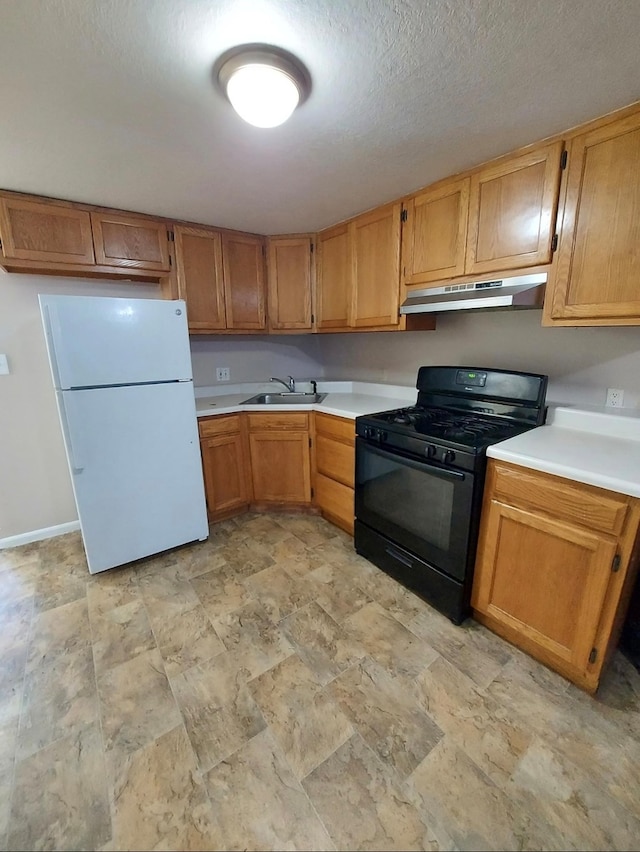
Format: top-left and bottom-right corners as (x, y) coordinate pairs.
(1, 0), (639, 234)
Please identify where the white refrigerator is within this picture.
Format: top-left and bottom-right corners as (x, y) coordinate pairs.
(39, 294), (208, 574)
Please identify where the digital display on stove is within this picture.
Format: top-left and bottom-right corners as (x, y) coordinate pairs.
(456, 370), (486, 387)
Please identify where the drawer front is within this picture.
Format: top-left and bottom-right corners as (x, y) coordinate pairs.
(315, 473), (354, 534)
(198, 414), (241, 438)
(315, 412), (355, 444)
(316, 434), (355, 487)
(247, 412), (309, 431)
(492, 461), (629, 536)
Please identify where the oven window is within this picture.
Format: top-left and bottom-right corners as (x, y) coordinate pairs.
(360, 451), (453, 551)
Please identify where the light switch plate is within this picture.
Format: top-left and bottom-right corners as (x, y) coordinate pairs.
(0, 354), (9, 375)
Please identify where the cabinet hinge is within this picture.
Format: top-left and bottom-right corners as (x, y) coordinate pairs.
(168, 230), (175, 242)
(168, 255), (172, 267)
(589, 647), (598, 664)
(560, 150), (568, 170)
(262, 245), (266, 257)
(401, 208), (408, 223)
(311, 487), (314, 498)
(612, 553), (621, 573)
(551, 234), (559, 252)
(309, 437), (312, 448)
(310, 242), (314, 253)
(311, 313), (315, 323)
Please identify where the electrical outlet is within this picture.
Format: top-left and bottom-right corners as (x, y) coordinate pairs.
(606, 388), (624, 407)
(216, 367), (230, 382)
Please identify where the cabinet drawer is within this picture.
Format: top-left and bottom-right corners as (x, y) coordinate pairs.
(316, 434), (355, 487)
(315, 473), (354, 534)
(315, 412), (355, 444)
(491, 462), (629, 536)
(198, 414), (241, 438)
(247, 412), (309, 431)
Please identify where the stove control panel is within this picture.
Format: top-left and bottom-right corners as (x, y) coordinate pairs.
(425, 444), (456, 464)
(363, 426), (388, 443)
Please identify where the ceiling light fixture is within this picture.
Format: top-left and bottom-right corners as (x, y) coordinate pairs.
(215, 44), (311, 128)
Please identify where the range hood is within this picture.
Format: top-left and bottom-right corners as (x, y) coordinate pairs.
(400, 273), (547, 315)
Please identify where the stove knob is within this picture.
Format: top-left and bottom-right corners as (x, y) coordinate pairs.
(443, 449), (456, 464)
(379, 430), (388, 443)
(426, 444), (437, 458)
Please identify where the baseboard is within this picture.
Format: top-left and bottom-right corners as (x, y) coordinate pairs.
(0, 521), (81, 550)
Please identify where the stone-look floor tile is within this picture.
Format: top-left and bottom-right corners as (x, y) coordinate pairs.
(251, 654), (354, 780)
(272, 549), (331, 581)
(276, 513), (343, 548)
(280, 601), (366, 685)
(238, 514), (294, 547)
(409, 607), (513, 689)
(26, 597), (91, 670)
(0, 543), (41, 570)
(0, 643), (28, 724)
(303, 733), (436, 851)
(329, 657), (443, 781)
(98, 648), (181, 765)
(111, 725), (222, 851)
(204, 727), (335, 851)
(243, 563), (314, 622)
(218, 539), (276, 579)
(413, 655), (531, 785)
(138, 564), (201, 615)
(190, 564), (253, 621)
(149, 603), (225, 677)
(165, 540), (228, 581)
(345, 601), (438, 678)
(91, 599), (156, 670)
(171, 658), (265, 773)
(568, 650), (640, 739)
(18, 646), (98, 760)
(0, 716), (18, 773)
(359, 567), (432, 626)
(505, 738), (640, 851)
(408, 737), (546, 852)
(307, 561), (373, 623)
(213, 600), (294, 680)
(86, 566), (140, 615)
(7, 723), (111, 852)
(0, 557), (38, 603)
(0, 596), (33, 656)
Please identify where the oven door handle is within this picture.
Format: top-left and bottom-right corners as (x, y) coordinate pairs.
(360, 440), (466, 481)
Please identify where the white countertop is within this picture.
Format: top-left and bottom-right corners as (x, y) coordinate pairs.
(488, 406), (640, 498)
(194, 381), (416, 420)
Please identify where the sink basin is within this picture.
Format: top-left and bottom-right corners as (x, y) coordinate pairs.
(240, 392), (327, 405)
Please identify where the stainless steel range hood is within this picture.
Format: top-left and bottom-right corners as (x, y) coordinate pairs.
(400, 273), (547, 315)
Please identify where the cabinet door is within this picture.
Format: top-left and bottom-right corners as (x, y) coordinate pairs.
(267, 237), (313, 330)
(466, 141), (563, 275)
(222, 232), (266, 330)
(351, 202), (402, 327)
(249, 432), (311, 504)
(473, 499), (617, 676)
(200, 432), (249, 520)
(402, 178), (470, 286)
(175, 226), (226, 331)
(91, 213), (171, 271)
(316, 223), (351, 330)
(546, 111), (640, 323)
(0, 197), (95, 264)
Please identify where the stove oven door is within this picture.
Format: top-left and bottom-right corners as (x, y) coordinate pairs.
(355, 438), (475, 581)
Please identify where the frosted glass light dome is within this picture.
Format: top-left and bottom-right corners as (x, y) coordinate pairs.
(216, 45), (311, 129)
(226, 63), (300, 128)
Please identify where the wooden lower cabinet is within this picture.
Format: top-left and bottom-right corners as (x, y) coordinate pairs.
(472, 459), (640, 693)
(198, 415), (250, 521)
(313, 412), (355, 534)
(247, 413), (311, 506)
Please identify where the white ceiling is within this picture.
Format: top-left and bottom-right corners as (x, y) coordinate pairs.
(1, 0), (639, 235)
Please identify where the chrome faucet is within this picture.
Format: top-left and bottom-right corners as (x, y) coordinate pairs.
(270, 375), (295, 392)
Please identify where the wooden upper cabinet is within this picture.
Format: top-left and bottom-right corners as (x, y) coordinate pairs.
(174, 226), (226, 331)
(351, 202), (402, 327)
(91, 212), (170, 271)
(545, 110), (640, 325)
(466, 141), (563, 275)
(267, 236), (313, 330)
(222, 232), (266, 330)
(0, 197), (95, 264)
(402, 178), (470, 286)
(316, 223), (351, 330)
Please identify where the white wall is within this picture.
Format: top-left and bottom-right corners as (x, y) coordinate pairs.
(0, 273), (161, 541)
(316, 310), (640, 408)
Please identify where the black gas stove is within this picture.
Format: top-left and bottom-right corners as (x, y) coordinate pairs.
(354, 366), (548, 623)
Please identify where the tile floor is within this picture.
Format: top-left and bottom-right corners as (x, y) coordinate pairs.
(1, 511), (640, 851)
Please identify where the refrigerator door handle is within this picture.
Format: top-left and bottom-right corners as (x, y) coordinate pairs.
(58, 394), (85, 473)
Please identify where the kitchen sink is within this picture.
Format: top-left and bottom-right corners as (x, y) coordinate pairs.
(240, 392), (327, 405)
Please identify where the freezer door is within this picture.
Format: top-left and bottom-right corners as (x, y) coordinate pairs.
(40, 294), (193, 388)
(57, 382), (208, 573)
